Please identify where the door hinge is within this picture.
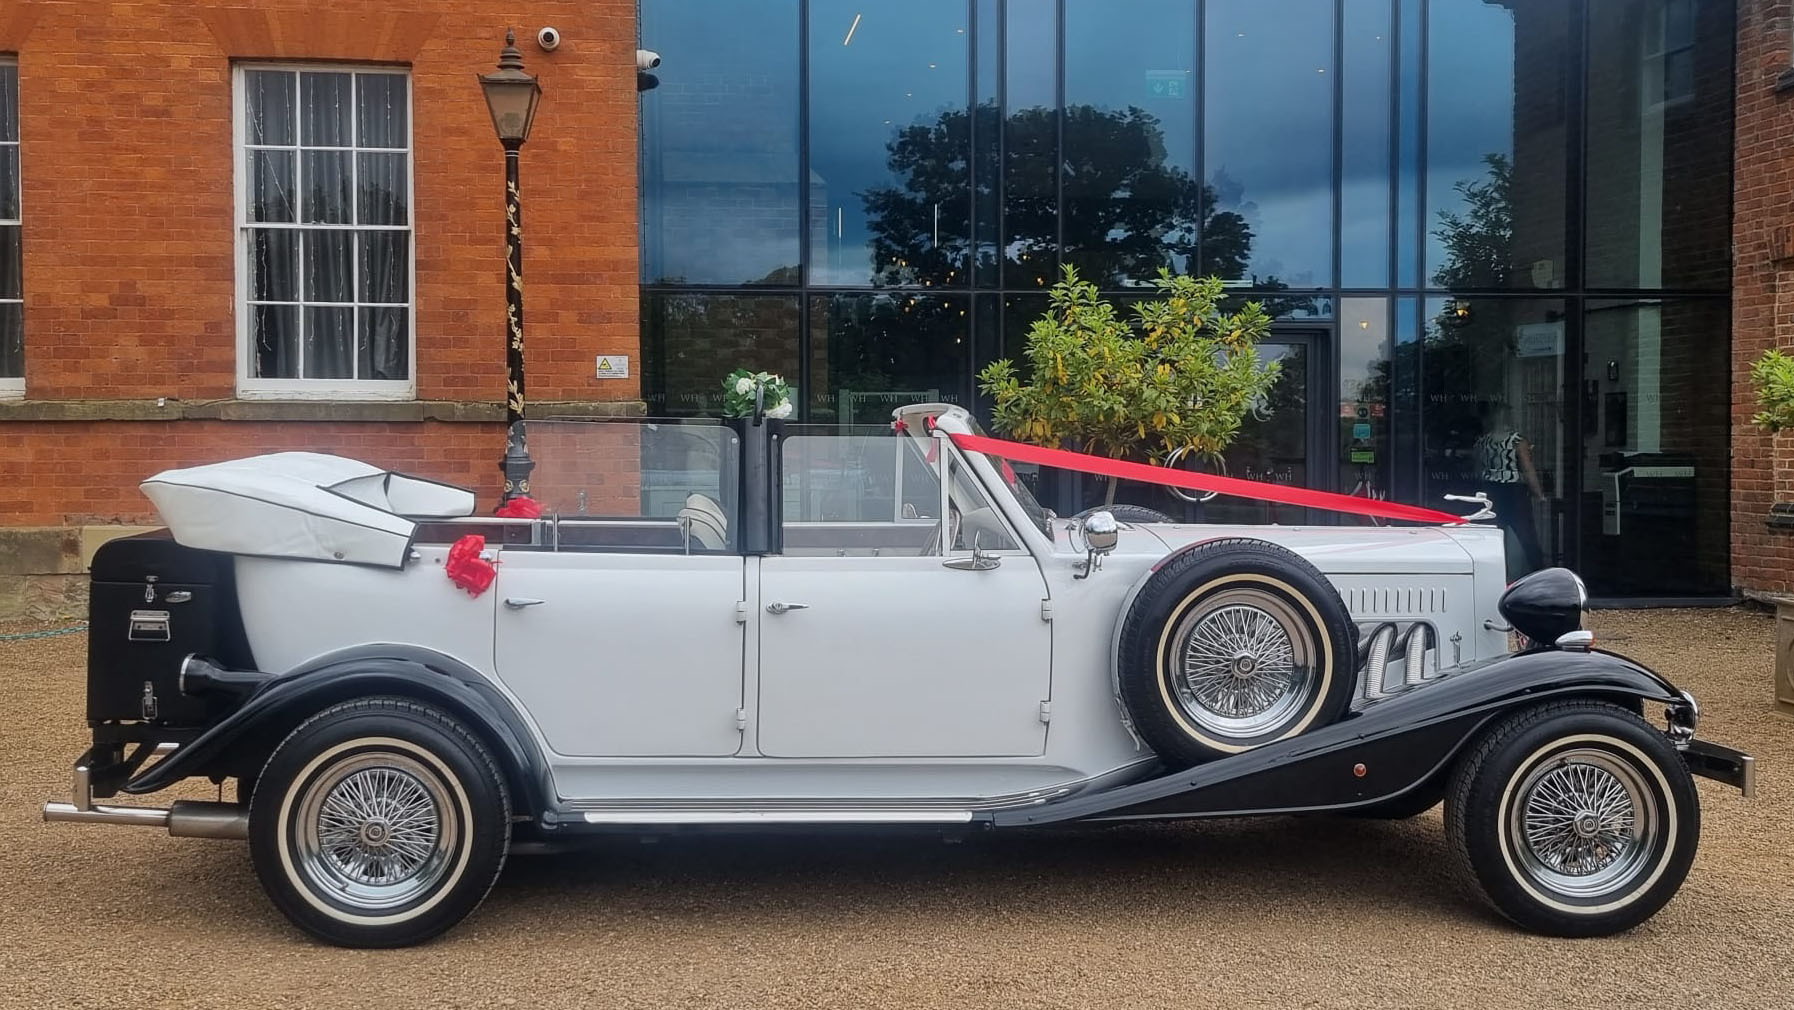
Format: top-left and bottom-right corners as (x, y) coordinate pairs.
(735, 601), (749, 624)
(1038, 700), (1052, 724)
(735, 708), (748, 731)
(1040, 599), (1053, 622)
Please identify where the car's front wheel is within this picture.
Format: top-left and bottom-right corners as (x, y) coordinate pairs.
(1445, 700), (1698, 937)
(248, 697), (511, 948)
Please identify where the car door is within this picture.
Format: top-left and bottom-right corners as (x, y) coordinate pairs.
(756, 429), (1051, 759)
(490, 418), (747, 758)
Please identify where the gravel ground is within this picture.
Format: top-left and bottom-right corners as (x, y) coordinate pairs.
(0, 608), (1789, 1009)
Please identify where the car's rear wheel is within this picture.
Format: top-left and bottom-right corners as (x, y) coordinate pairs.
(1445, 700), (1698, 937)
(248, 697), (510, 948)
(1117, 538), (1357, 765)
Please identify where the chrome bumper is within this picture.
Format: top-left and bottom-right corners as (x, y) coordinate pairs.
(41, 746), (247, 840)
(1679, 738), (1756, 799)
(1665, 689), (1754, 799)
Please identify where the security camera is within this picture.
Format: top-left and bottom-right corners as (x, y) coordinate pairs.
(537, 26), (561, 51)
(637, 49), (661, 71)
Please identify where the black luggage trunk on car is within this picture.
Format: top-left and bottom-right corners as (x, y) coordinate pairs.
(87, 531), (254, 728)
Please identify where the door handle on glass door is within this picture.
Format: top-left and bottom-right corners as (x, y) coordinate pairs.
(766, 602), (810, 614)
(504, 597), (546, 609)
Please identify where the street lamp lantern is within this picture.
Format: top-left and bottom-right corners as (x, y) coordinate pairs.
(479, 28), (543, 504)
(479, 29), (542, 146)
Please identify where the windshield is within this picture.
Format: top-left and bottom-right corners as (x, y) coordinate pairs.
(953, 415), (1055, 536)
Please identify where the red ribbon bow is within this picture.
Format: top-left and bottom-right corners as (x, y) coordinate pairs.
(445, 534), (498, 597)
(495, 495), (542, 519)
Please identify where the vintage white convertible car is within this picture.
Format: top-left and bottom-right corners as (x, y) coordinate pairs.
(44, 403), (1751, 947)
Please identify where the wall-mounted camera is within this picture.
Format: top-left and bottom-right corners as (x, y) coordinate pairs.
(537, 26), (562, 52)
(637, 49), (662, 71)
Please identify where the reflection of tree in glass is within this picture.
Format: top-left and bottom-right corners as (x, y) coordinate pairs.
(1431, 153), (1514, 291)
(862, 103), (1260, 291)
(812, 294), (968, 424)
(647, 295), (800, 416)
(1424, 153), (1529, 488)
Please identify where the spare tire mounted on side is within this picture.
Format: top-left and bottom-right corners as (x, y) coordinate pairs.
(1117, 538), (1358, 766)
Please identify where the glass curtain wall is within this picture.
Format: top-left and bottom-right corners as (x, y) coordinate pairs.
(640, 0), (1734, 596)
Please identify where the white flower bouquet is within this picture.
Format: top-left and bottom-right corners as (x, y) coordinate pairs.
(722, 369), (794, 419)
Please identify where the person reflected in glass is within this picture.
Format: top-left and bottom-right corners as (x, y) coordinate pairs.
(1473, 402), (1547, 576)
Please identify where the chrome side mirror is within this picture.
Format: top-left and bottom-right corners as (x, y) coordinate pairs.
(1076, 510), (1119, 579)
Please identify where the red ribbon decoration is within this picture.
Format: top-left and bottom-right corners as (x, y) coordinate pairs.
(494, 495), (542, 519)
(445, 534), (498, 597)
(948, 431), (1465, 526)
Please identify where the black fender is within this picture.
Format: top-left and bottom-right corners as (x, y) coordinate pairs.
(993, 647), (1685, 826)
(123, 645), (554, 818)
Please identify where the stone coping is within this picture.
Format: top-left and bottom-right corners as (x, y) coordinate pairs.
(0, 398), (646, 423)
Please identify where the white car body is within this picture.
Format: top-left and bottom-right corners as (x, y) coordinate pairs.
(192, 404), (1507, 820)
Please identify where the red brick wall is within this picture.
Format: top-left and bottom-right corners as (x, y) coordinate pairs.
(1, 421), (503, 525)
(0, 1), (639, 525)
(1734, 0), (1794, 593)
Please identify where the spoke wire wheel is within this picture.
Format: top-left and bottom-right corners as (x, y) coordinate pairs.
(1448, 702), (1698, 937)
(1167, 587), (1318, 739)
(1495, 737), (1672, 912)
(1507, 748), (1659, 900)
(292, 750), (460, 913)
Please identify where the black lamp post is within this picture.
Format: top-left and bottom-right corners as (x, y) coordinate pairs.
(479, 29), (543, 502)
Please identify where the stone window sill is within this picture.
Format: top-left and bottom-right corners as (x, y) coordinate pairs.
(0, 398), (645, 423)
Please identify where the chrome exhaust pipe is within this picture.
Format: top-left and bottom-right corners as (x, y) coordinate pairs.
(43, 801), (171, 829)
(1400, 623), (1435, 687)
(1359, 623), (1398, 701)
(42, 800), (247, 839)
(42, 753), (247, 839)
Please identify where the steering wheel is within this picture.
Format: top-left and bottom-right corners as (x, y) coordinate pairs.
(1163, 446), (1223, 504)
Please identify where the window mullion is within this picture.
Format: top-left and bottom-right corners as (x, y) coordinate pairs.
(350, 72), (361, 380)
(292, 70), (307, 380)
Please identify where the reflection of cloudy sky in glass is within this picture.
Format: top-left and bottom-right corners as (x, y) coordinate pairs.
(1202, 0), (1335, 287)
(809, 1), (968, 285)
(1425, 0), (1517, 283)
(646, 0), (1532, 292)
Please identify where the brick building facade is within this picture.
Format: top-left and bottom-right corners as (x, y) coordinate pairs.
(3, 0), (1791, 613)
(0, 1), (640, 614)
(1734, 0), (1794, 595)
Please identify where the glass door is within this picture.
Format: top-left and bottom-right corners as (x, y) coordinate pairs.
(1156, 330), (1326, 525)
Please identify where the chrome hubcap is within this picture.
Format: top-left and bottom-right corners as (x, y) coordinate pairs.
(1171, 589), (1317, 738)
(1508, 747), (1659, 900)
(293, 752), (459, 911)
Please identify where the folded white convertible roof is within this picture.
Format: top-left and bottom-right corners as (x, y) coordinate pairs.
(140, 452), (476, 569)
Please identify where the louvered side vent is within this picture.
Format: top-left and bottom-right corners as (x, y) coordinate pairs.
(1345, 586), (1446, 618)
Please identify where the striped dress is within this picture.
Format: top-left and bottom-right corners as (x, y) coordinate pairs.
(1475, 431), (1522, 484)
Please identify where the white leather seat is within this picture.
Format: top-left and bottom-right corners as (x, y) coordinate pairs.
(676, 493), (729, 551)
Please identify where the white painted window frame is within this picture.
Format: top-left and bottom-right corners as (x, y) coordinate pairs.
(0, 57), (21, 401)
(233, 62), (417, 401)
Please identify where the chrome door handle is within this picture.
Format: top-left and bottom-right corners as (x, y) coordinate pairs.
(943, 549), (1001, 572)
(504, 597), (546, 609)
(766, 602), (810, 614)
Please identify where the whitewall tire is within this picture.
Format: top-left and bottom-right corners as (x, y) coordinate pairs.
(1117, 538), (1358, 765)
(1445, 700), (1699, 937)
(248, 697), (511, 948)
